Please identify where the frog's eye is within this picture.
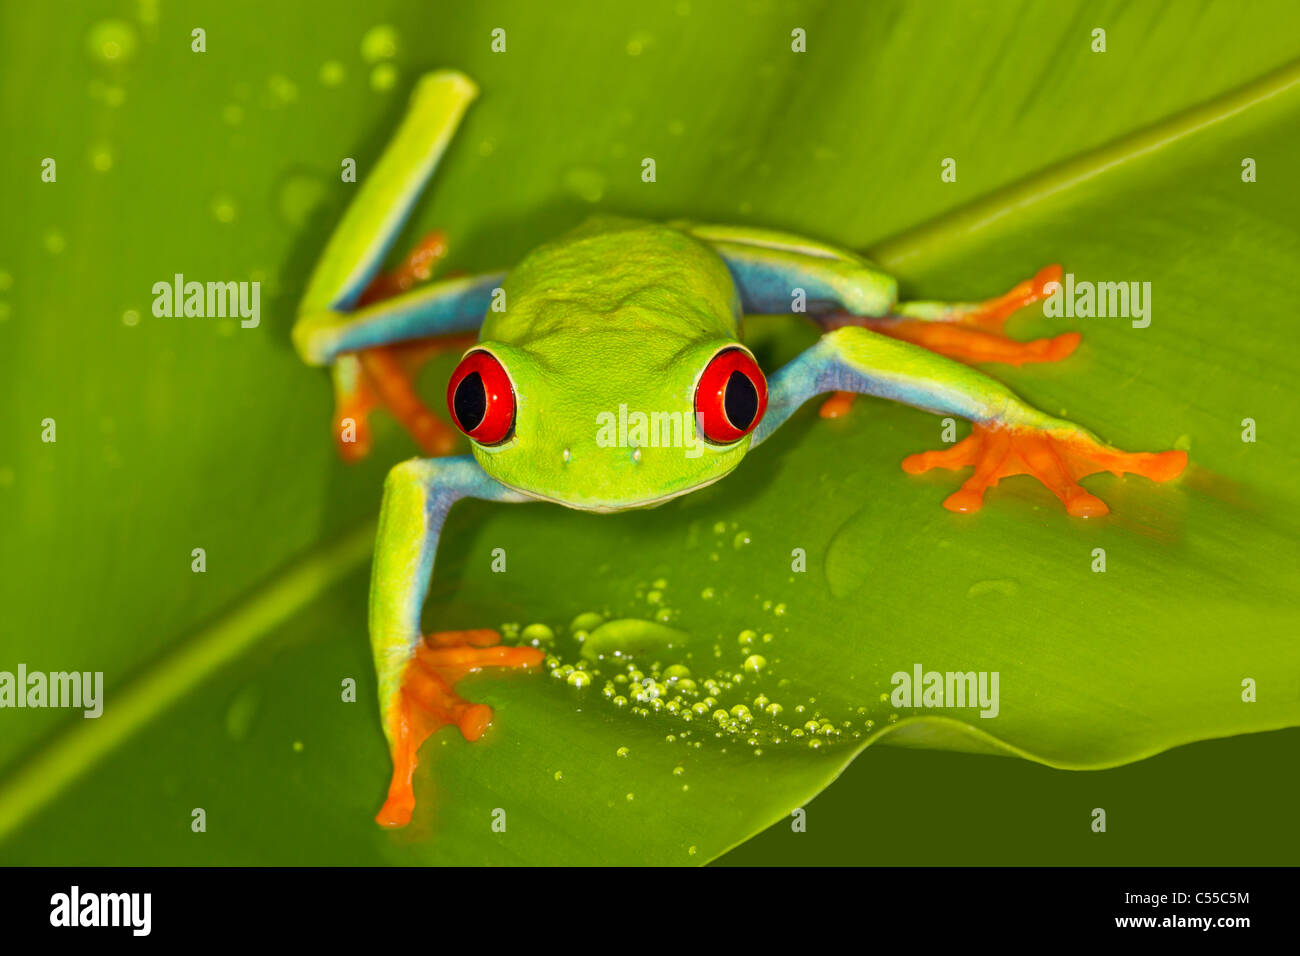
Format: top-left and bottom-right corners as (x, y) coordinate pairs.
(447, 350), (515, 445)
(695, 347), (768, 444)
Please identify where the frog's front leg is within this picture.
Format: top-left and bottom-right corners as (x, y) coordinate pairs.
(293, 70), (507, 460)
(754, 327), (1186, 516)
(371, 455), (542, 827)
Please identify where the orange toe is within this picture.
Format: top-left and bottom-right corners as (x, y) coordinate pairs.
(965, 263), (1065, 329)
(819, 391), (858, 418)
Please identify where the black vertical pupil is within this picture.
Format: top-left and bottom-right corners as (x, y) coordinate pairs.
(454, 372), (487, 431)
(724, 370), (758, 429)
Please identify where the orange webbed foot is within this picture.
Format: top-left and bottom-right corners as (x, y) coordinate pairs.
(901, 422), (1188, 517)
(330, 229), (478, 463)
(377, 629), (545, 828)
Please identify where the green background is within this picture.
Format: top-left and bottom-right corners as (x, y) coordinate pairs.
(1, 0), (1298, 865)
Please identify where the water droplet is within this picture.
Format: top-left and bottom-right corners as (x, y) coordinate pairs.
(277, 173), (326, 228)
(224, 687), (260, 741)
(370, 63), (398, 92)
(86, 20), (138, 64)
(563, 166), (606, 204)
(616, 746), (629, 758)
(966, 578), (1019, 599)
(521, 623), (554, 644)
(625, 32), (653, 56)
(268, 73), (299, 105)
(553, 770), (563, 781)
(571, 611), (604, 632)
(742, 654), (766, 674)
(700, 587), (715, 600)
(210, 196), (237, 223)
(732, 531), (751, 549)
(361, 24), (399, 62)
(625, 792), (635, 802)
(566, 670), (591, 689)
(292, 740), (304, 753)
(580, 618), (688, 663)
(89, 144), (113, 172)
(737, 629), (756, 647)
(319, 60), (346, 86)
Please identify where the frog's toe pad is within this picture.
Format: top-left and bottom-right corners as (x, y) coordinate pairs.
(901, 422), (1187, 517)
(376, 629), (545, 828)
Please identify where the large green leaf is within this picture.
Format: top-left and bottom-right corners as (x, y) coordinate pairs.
(2, 0), (1298, 865)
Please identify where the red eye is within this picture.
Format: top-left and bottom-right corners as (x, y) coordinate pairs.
(447, 350), (515, 445)
(695, 347), (768, 443)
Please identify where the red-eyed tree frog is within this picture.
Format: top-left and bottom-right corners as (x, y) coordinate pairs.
(293, 71), (1187, 828)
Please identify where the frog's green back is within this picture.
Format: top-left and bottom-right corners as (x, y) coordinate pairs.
(483, 216), (740, 350)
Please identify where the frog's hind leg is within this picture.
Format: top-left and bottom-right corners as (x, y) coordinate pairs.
(816, 265), (1077, 418)
(676, 223), (1075, 415)
(326, 232), (480, 460)
(292, 70), (506, 459)
(330, 332), (477, 461)
(850, 264), (1076, 365)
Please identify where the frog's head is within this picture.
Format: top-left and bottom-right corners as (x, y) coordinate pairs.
(445, 333), (768, 512)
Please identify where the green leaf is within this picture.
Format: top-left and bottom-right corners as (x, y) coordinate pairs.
(2, 0), (1298, 865)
